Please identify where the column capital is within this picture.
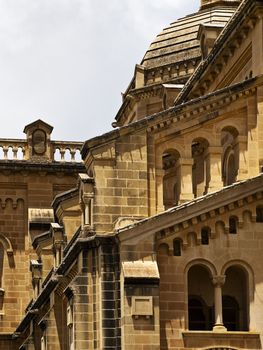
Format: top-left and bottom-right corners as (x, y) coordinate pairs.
(212, 275), (225, 287)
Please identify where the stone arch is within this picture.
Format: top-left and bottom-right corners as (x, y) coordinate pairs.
(220, 261), (252, 331)
(156, 142), (184, 169)
(186, 261), (216, 330)
(185, 259), (217, 278)
(184, 260), (218, 330)
(220, 260), (253, 285)
(216, 120), (243, 136)
(0, 234), (13, 256)
(186, 130), (214, 147)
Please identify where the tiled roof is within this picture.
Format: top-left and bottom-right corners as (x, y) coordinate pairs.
(141, 7), (236, 69)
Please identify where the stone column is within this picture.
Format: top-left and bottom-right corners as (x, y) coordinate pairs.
(156, 168), (165, 212)
(212, 275), (226, 332)
(178, 158), (194, 203)
(205, 146), (223, 193)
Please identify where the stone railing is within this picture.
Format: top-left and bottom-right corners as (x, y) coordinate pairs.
(0, 139), (83, 163)
(51, 141), (83, 162)
(0, 139), (27, 160)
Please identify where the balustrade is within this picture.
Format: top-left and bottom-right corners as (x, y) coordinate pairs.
(0, 140), (27, 160)
(0, 139), (83, 162)
(52, 142), (83, 163)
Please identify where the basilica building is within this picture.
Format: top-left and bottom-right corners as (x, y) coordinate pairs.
(0, 0), (262, 349)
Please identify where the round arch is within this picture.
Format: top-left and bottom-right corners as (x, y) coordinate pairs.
(0, 235), (13, 256)
(185, 258), (217, 277)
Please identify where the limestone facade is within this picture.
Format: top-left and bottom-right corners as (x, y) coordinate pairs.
(1, 0), (263, 349)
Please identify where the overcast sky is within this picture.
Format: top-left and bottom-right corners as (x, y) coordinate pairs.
(0, 0), (199, 141)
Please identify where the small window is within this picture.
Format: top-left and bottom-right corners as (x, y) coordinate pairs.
(256, 206), (263, 223)
(201, 228), (210, 245)
(229, 217), (237, 234)
(173, 239), (181, 256)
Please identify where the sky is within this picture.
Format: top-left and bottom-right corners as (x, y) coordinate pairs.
(0, 0), (199, 142)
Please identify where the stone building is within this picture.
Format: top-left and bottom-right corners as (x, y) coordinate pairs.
(0, 0), (263, 349)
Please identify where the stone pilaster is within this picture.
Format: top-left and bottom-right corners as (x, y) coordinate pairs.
(178, 158), (194, 203)
(206, 146), (223, 192)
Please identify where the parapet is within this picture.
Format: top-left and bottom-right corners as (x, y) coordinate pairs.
(0, 119), (83, 163)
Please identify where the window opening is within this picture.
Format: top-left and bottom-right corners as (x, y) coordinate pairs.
(173, 239), (181, 256)
(229, 217), (237, 234)
(256, 206), (263, 223)
(201, 228), (210, 245)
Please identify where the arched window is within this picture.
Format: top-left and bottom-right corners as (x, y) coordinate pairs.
(201, 227), (210, 245)
(173, 239), (181, 256)
(256, 206), (263, 223)
(222, 266), (248, 331)
(229, 216), (238, 234)
(188, 265), (214, 330)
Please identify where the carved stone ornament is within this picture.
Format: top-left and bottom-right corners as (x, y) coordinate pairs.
(32, 129), (46, 155)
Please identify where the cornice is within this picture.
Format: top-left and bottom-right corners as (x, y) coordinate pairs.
(0, 160), (85, 174)
(81, 75), (259, 160)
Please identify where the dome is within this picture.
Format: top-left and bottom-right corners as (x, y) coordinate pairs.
(141, 5), (239, 71)
(114, 1), (241, 126)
